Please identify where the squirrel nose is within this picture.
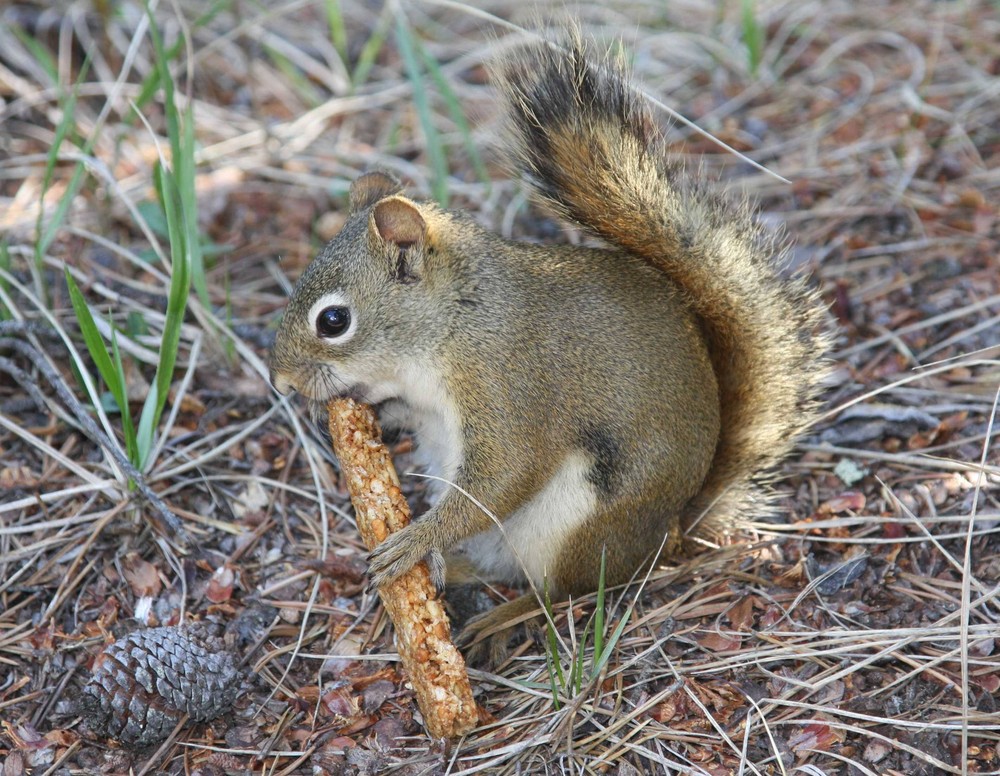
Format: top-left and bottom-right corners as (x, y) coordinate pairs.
(269, 369), (295, 396)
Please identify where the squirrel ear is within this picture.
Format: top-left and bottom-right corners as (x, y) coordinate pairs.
(349, 171), (402, 212)
(370, 197), (427, 283)
(371, 197), (426, 250)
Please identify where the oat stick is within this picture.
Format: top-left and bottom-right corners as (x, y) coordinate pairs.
(327, 398), (478, 739)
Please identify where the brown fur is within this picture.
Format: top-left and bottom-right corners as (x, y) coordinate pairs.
(492, 37), (831, 542)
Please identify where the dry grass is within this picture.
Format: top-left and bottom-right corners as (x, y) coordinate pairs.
(1, 0), (998, 774)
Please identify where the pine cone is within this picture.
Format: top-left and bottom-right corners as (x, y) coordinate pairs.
(81, 626), (248, 747)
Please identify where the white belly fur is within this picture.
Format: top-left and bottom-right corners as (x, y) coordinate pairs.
(459, 452), (597, 588)
(382, 364), (597, 587)
(387, 362), (464, 501)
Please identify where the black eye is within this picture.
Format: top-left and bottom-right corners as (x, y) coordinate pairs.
(316, 306), (351, 338)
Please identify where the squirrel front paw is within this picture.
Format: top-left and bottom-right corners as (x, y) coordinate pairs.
(367, 523), (446, 592)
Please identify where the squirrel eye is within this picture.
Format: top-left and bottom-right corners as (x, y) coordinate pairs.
(316, 306), (351, 338)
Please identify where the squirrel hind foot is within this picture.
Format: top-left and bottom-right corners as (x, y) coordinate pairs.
(453, 593), (544, 669)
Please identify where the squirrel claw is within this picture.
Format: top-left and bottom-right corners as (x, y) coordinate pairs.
(457, 629), (509, 669)
(367, 522), (445, 591)
(455, 594), (544, 669)
(426, 549), (447, 594)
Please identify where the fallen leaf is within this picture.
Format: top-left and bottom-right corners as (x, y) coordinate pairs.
(361, 680), (396, 714)
(863, 739), (891, 763)
(820, 491), (867, 514)
(726, 596), (756, 631)
(121, 552), (161, 597)
(882, 521), (906, 540)
(973, 673), (1000, 693)
(321, 685), (360, 725)
(696, 630), (742, 652)
(788, 721), (846, 756)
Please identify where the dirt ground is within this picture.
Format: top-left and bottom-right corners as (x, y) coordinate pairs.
(1, 1), (998, 774)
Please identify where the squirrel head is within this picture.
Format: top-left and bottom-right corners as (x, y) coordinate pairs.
(268, 171), (455, 403)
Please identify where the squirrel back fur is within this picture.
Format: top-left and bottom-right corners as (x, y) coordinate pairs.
(492, 38), (829, 538)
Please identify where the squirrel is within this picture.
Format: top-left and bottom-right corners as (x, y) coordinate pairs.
(269, 38), (829, 665)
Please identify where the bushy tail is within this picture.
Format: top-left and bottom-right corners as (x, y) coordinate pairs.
(493, 37), (830, 537)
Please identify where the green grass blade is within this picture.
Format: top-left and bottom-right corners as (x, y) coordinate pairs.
(38, 156), (89, 261)
(589, 546), (633, 679)
(394, 14), (449, 206)
(223, 260), (235, 362)
(135, 382), (160, 468)
(191, 0), (230, 28)
(136, 200), (171, 239)
(178, 103), (208, 307)
(128, 66), (166, 126)
(0, 240), (10, 320)
(65, 269), (138, 464)
(65, 270), (120, 400)
(123, 4), (198, 470)
(741, 0), (764, 76)
(592, 615), (629, 678)
(323, 0), (348, 65)
(129, 0), (221, 126)
(37, 88), (76, 212)
(265, 45), (323, 107)
(575, 612), (591, 694)
(109, 327), (139, 465)
(546, 646), (561, 711)
(34, 54), (93, 300)
(152, 159), (184, 295)
(543, 583), (565, 694)
(416, 40), (489, 184)
(124, 32), (185, 127)
(136, 161), (192, 470)
(351, 7), (391, 88)
(157, 179), (193, 418)
(147, 4), (207, 308)
(10, 24), (58, 84)
(146, 6), (179, 157)
(544, 584), (564, 709)
(593, 546), (607, 665)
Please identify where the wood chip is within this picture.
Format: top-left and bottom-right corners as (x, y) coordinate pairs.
(327, 398), (478, 739)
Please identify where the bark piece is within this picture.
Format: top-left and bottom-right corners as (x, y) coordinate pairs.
(327, 398), (478, 739)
